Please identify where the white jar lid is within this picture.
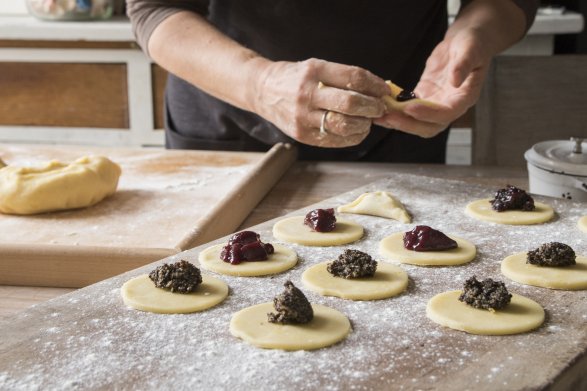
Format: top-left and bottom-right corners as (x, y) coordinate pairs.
(524, 138), (587, 177)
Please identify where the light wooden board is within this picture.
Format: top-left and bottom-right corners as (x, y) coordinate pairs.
(0, 143), (296, 287)
(0, 173), (585, 390)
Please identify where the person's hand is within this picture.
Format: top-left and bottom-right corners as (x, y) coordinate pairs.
(252, 58), (389, 147)
(375, 28), (491, 138)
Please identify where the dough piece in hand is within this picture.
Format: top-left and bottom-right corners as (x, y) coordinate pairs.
(465, 199), (554, 225)
(501, 252), (587, 290)
(121, 274), (228, 314)
(426, 290), (545, 335)
(273, 216), (363, 246)
(0, 156), (121, 215)
(337, 191), (411, 223)
(199, 243), (297, 277)
(230, 302), (350, 350)
(383, 81), (441, 111)
(302, 261), (408, 300)
(379, 232), (476, 266)
(578, 216), (587, 234)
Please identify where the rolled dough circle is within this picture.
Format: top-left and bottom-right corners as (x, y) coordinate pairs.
(301, 261), (408, 300)
(121, 274), (228, 314)
(426, 290), (545, 335)
(0, 156), (121, 215)
(230, 302), (351, 351)
(465, 199), (554, 225)
(501, 252), (587, 290)
(379, 232), (476, 266)
(198, 243), (297, 277)
(578, 216), (587, 234)
(272, 216), (364, 246)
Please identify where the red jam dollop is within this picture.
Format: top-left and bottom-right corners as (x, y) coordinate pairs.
(220, 231), (274, 265)
(304, 208), (336, 232)
(403, 225), (458, 252)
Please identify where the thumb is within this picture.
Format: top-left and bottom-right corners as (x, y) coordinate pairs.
(449, 51), (475, 88)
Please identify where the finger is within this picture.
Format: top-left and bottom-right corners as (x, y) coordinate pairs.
(374, 111), (445, 139)
(299, 124), (369, 148)
(308, 110), (371, 137)
(317, 62), (389, 97)
(403, 100), (463, 125)
(312, 85), (386, 118)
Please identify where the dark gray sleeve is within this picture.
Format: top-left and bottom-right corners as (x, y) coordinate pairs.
(460, 0), (539, 33)
(126, 0), (209, 55)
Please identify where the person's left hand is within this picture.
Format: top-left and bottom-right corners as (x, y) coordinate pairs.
(375, 28), (491, 138)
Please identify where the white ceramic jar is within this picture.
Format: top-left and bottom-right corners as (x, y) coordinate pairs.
(524, 138), (587, 202)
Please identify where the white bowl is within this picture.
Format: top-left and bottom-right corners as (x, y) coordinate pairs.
(525, 139), (587, 202)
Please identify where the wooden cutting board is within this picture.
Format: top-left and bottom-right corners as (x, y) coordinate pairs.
(0, 173), (584, 390)
(0, 143), (296, 287)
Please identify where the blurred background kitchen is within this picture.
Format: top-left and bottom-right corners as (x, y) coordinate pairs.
(0, 0), (584, 165)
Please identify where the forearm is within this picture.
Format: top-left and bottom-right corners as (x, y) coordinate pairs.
(451, 0), (536, 57)
(148, 11), (270, 113)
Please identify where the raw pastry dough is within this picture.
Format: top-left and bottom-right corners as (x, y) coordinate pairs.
(501, 252), (587, 290)
(198, 243), (297, 277)
(579, 216), (587, 234)
(230, 302), (351, 350)
(0, 156), (121, 215)
(302, 261), (408, 300)
(383, 81), (440, 111)
(121, 274), (228, 314)
(337, 191), (411, 223)
(465, 199), (554, 225)
(273, 216), (364, 246)
(426, 290), (545, 335)
(379, 232), (476, 266)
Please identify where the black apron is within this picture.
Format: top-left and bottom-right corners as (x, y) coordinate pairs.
(165, 0), (449, 162)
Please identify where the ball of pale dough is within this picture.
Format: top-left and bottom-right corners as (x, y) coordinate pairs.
(0, 155), (121, 215)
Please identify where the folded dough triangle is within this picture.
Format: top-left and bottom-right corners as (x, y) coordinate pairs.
(337, 191), (411, 223)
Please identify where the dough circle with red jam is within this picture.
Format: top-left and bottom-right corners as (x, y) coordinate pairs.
(379, 232), (476, 266)
(198, 243), (297, 277)
(272, 216), (364, 246)
(465, 199), (554, 225)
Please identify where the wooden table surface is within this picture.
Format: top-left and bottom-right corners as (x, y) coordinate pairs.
(0, 161), (528, 320)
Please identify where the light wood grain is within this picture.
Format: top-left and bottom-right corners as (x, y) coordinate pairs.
(176, 143), (297, 250)
(0, 145), (293, 288)
(0, 162), (527, 318)
(0, 62), (129, 128)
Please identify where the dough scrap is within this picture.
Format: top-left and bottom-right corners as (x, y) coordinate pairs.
(465, 199), (554, 225)
(578, 216), (587, 234)
(302, 261), (408, 300)
(0, 156), (121, 215)
(121, 274), (228, 314)
(273, 216), (364, 246)
(501, 252), (587, 290)
(379, 232), (476, 266)
(198, 243), (297, 277)
(230, 302), (351, 351)
(383, 81), (441, 111)
(337, 191), (411, 223)
(426, 290), (545, 335)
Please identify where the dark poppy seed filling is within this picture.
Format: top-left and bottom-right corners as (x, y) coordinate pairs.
(268, 281), (313, 324)
(327, 249), (377, 279)
(403, 225), (458, 252)
(458, 276), (512, 311)
(396, 90), (417, 102)
(304, 208), (336, 232)
(490, 185), (535, 212)
(527, 242), (576, 267)
(220, 231), (274, 265)
(148, 260), (202, 293)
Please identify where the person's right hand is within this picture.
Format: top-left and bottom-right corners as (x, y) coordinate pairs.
(251, 58), (389, 148)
